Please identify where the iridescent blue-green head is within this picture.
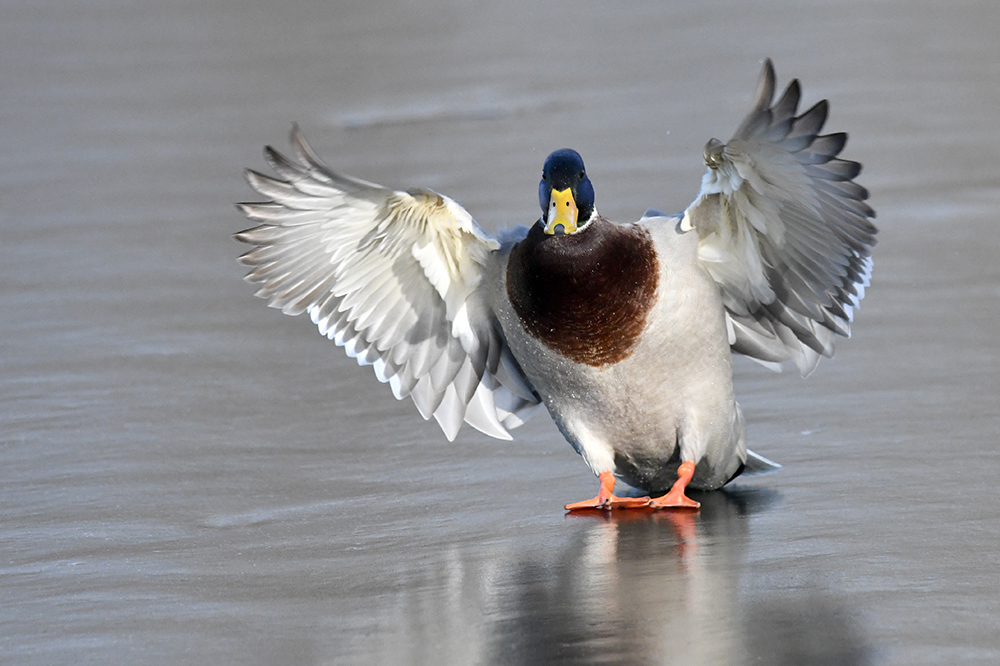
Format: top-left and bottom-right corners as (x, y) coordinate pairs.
(538, 149), (595, 235)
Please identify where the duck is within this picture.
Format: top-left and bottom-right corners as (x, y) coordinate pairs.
(236, 59), (876, 510)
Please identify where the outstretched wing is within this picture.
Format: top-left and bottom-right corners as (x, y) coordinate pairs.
(682, 59), (877, 375)
(236, 125), (541, 440)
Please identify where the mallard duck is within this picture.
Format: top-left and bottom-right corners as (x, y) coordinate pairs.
(236, 60), (876, 510)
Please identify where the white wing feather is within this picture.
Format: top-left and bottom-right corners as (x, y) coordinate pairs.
(684, 60), (877, 375)
(236, 125), (541, 440)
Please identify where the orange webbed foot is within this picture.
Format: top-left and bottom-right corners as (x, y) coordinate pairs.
(649, 461), (701, 510)
(565, 471), (651, 511)
(649, 490), (700, 509)
(564, 495), (652, 511)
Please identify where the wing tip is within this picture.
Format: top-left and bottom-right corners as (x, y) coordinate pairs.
(756, 58), (776, 110)
(288, 122), (327, 171)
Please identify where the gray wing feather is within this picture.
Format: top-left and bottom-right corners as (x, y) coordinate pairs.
(237, 125), (541, 440)
(684, 59), (877, 375)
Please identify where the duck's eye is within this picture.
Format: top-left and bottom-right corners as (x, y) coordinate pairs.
(579, 171), (585, 179)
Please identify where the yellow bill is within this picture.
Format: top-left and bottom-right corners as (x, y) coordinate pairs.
(544, 188), (578, 235)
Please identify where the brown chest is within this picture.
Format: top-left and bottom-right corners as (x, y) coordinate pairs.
(506, 219), (659, 367)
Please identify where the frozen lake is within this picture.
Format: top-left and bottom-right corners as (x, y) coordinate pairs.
(3, 1), (999, 664)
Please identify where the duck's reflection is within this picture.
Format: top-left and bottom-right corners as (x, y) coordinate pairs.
(482, 488), (872, 666)
(349, 488), (872, 665)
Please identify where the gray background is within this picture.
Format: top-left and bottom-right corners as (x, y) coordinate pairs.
(3, 0), (999, 664)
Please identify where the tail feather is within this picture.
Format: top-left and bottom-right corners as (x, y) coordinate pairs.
(744, 449), (783, 476)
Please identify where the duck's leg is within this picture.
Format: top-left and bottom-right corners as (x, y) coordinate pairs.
(649, 461), (700, 509)
(565, 471), (651, 511)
